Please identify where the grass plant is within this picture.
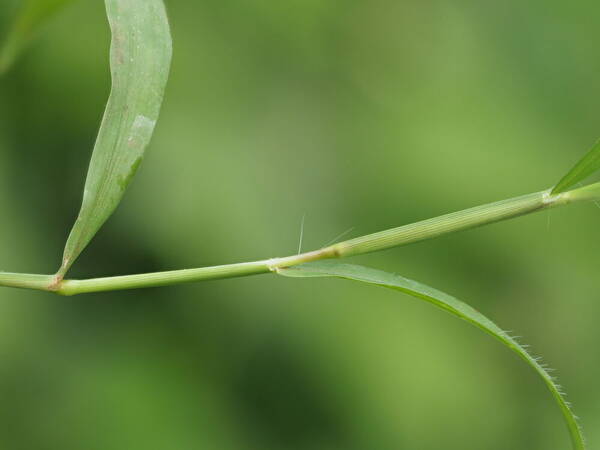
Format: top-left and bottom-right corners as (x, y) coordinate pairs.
(2, 1), (599, 448)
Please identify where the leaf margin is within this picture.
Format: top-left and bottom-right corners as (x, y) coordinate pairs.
(279, 261), (585, 450)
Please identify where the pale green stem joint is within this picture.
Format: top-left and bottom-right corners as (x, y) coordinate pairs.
(0, 273), (56, 292)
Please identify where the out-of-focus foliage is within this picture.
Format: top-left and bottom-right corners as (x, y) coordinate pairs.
(0, 0), (75, 74)
(1, 1), (599, 449)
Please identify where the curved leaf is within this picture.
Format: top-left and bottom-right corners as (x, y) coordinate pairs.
(58, 0), (172, 276)
(0, 0), (75, 74)
(280, 261), (585, 450)
(553, 139), (600, 194)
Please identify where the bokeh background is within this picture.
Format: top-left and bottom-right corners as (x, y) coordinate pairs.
(1, 0), (599, 448)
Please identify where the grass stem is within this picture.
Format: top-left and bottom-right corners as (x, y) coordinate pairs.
(0, 183), (595, 295)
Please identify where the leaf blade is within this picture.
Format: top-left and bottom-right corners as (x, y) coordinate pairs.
(552, 139), (600, 194)
(58, 0), (172, 276)
(280, 261), (585, 450)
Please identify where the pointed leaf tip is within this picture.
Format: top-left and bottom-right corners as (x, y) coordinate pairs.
(58, 0), (172, 275)
(552, 139), (600, 195)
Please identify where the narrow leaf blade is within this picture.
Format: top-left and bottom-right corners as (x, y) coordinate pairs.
(58, 0), (172, 276)
(0, 0), (75, 74)
(280, 261), (585, 450)
(552, 139), (600, 194)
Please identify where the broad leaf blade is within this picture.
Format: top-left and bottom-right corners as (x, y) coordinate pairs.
(552, 139), (600, 194)
(0, 0), (75, 74)
(58, 0), (172, 276)
(280, 261), (585, 450)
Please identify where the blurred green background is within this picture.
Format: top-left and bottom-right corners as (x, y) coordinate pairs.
(1, 0), (599, 448)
